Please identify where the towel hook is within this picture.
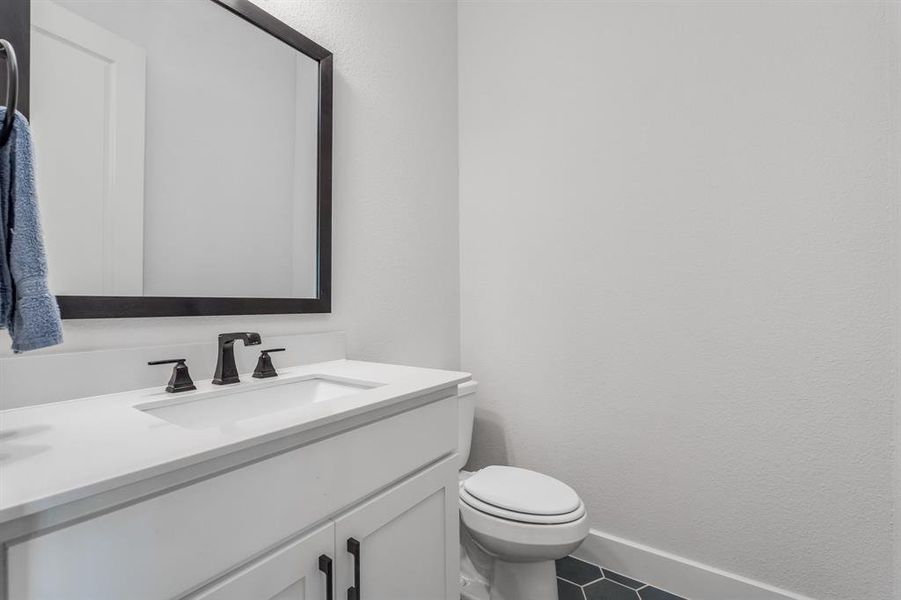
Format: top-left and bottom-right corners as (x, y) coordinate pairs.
(0, 39), (19, 148)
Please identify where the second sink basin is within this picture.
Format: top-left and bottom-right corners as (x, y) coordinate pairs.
(136, 375), (376, 429)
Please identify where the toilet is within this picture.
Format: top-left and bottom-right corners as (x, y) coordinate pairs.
(457, 381), (589, 600)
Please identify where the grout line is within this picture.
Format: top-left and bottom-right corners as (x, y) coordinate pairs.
(569, 556), (653, 594)
(580, 575), (606, 588)
(557, 575), (585, 587)
(558, 575), (593, 600)
(559, 554), (693, 600)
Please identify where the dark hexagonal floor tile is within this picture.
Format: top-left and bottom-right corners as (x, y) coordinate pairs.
(602, 568), (644, 589)
(556, 555), (603, 585)
(558, 577), (587, 600)
(638, 586), (687, 600)
(584, 579), (641, 600)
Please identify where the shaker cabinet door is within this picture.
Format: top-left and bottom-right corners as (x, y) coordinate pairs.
(334, 456), (459, 600)
(190, 523), (335, 600)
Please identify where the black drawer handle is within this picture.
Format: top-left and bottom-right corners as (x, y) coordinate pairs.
(319, 554), (333, 600)
(347, 538), (361, 600)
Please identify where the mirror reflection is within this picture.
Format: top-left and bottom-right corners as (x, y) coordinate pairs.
(30, 0), (320, 298)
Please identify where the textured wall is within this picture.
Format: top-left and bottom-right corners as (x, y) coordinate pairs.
(459, 3), (898, 599)
(1, 1), (460, 371)
(892, 3), (901, 597)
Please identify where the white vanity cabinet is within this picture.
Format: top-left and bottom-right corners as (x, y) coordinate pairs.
(191, 457), (458, 600)
(4, 395), (461, 600)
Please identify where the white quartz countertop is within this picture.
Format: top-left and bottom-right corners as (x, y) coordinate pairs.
(0, 359), (470, 524)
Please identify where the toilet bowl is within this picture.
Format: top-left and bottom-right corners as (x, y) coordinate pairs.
(457, 383), (589, 600)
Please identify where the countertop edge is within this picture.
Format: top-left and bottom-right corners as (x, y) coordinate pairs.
(0, 363), (470, 532)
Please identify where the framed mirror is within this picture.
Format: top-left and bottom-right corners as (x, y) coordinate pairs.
(0, 0), (332, 318)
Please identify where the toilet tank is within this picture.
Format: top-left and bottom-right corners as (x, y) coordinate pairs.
(457, 380), (478, 470)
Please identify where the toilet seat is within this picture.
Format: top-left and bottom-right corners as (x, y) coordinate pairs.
(460, 466), (586, 525)
(460, 488), (586, 524)
(459, 497), (590, 561)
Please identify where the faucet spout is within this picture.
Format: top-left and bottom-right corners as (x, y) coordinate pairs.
(213, 332), (262, 385)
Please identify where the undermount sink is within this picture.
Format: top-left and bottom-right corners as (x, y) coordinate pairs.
(136, 376), (377, 429)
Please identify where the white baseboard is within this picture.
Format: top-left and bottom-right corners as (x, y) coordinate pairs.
(573, 529), (816, 600)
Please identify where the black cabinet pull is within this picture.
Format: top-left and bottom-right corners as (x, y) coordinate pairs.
(319, 554), (333, 600)
(346, 538), (361, 600)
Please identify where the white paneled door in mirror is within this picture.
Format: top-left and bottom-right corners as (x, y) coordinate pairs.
(31, 0), (146, 296)
(30, 0), (320, 299)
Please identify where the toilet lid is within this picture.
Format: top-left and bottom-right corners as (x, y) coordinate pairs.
(460, 488), (586, 525)
(462, 466), (582, 516)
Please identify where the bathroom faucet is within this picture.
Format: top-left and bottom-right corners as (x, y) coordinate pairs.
(213, 332), (262, 385)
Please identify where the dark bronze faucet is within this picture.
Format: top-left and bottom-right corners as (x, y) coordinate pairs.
(213, 332), (262, 385)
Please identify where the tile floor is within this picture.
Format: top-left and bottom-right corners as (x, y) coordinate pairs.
(556, 556), (688, 600)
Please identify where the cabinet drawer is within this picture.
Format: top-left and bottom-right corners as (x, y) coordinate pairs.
(7, 396), (456, 600)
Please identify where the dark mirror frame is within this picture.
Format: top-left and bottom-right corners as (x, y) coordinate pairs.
(0, 0), (332, 318)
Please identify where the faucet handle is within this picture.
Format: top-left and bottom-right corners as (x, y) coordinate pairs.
(148, 359), (197, 393)
(253, 348), (286, 379)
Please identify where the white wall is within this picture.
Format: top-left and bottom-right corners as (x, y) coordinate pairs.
(459, 3), (898, 599)
(6, 1), (899, 595)
(892, 3), (901, 597)
(1, 0), (460, 371)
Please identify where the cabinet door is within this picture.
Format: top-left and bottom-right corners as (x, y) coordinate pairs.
(334, 456), (459, 600)
(190, 523), (335, 600)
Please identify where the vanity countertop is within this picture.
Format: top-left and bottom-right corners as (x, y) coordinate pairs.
(0, 359), (469, 525)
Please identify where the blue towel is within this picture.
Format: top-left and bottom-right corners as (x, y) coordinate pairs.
(0, 108), (63, 353)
